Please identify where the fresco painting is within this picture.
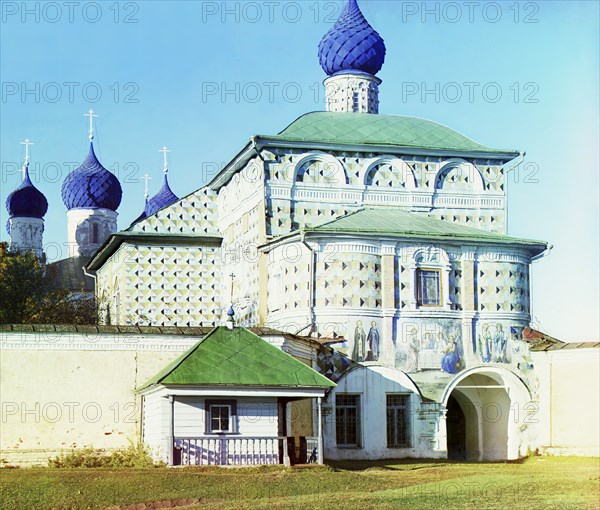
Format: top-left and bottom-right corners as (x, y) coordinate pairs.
(397, 320), (463, 373)
(319, 318), (382, 363)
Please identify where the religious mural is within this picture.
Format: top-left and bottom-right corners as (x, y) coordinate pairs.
(318, 318), (383, 364)
(396, 320), (463, 374)
(476, 322), (532, 366)
(351, 320), (381, 362)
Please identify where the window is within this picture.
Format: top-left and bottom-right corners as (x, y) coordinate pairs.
(386, 394), (412, 448)
(206, 400), (237, 434)
(352, 92), (360, 112)
(92, 223), (100, 244)
(336, 394), (361, 447)
(417, 269), (441, 306)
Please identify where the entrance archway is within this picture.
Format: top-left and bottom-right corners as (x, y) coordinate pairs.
(446, 395), (466, 460)
(443, 367), (531, 461)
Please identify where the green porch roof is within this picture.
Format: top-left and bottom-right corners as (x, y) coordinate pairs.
(302, 208), (548, 253)
(138, 327), (335, 391)
(262, 112), (518, 156)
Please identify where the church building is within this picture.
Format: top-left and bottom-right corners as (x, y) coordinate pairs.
(2, 0), (598, 466)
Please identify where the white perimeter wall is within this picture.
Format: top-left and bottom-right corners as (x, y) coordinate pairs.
(532, 347), (600, 456)
(0, 332), (195, 465)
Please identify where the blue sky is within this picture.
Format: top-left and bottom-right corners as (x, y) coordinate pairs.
(1, 1), (598, 341)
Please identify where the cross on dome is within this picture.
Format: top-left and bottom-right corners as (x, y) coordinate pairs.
(159, 145), (171, 174)
(20, 138), (33, 169)
(84, 109), (98, 141)
(143, 173), (152, 201)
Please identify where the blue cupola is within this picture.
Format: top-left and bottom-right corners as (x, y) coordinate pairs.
(144, 174), (179, 217)
(6, 164), (48, 221)
(61, 142), (122, 211)
(318, 0), (386, 77)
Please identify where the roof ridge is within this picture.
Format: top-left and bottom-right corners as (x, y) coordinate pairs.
(138, 326), (335, 391)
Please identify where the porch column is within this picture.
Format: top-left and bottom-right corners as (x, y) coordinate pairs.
(317, 397), (324, 464)
(167, 395), (174, 466)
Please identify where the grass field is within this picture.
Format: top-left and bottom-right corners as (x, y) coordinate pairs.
(1, 456), (598, 510)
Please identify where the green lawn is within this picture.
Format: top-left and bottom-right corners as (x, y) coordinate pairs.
(1, 457), (598, 510)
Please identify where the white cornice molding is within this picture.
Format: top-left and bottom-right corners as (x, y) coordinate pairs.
(0, 333), (198, 352)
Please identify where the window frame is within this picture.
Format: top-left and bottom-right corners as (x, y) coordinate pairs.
(386, 393), (412, 449)
(416, 268), (442, 307)
(205, 399), (238, 435)
(335, 393), (362, 448)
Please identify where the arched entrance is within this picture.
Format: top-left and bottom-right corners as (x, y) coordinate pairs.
(443, 367), (531, 461)
(446, 395), (466, 460)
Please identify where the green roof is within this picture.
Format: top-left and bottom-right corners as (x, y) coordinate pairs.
(302, 208), (548, 253)
(262, 112), (518, 156)
(138, 327), (335, 391)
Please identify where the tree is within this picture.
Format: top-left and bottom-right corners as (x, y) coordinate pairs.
(0, 242), (97, 325)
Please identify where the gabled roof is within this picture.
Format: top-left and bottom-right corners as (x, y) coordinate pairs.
(85, 231), (222, 271)
(262, 112), (518, 156)
(297, 208), (548, 254)
(138, 326), (336, 391)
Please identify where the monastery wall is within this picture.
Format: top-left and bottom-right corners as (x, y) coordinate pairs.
(0, 331), (194, 466)
(531, 347), (600, 456)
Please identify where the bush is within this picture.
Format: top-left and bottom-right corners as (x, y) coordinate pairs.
(48, 443), (164, 468)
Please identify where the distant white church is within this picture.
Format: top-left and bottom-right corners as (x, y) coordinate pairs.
(2, 0), (598, 466)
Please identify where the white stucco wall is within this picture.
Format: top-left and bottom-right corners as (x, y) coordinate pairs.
(531, 347), (600, 456)
(323, 365), (445, 460)
(0, 331), (196, 465)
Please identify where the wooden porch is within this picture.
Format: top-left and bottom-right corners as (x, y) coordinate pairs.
(173, 436), (320, 466)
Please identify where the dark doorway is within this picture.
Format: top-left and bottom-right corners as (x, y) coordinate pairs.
(446, 395), (467, 460)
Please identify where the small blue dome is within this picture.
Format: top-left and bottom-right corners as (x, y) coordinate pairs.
(6, 165), (48, 220)
(318, 0), (386, 76)
(144, 174), (179, 217)
(61, 143), (122, 211)
(227, 305), (235, 317)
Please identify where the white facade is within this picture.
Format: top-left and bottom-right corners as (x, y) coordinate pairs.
(8, 216), (45, 258)
(323, 365), (442, 460)
(324, 71), (381, 114)
(67, 208), (118, 257)
(140, 385), (324, 466)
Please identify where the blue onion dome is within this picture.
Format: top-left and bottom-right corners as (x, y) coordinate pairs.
(227, 305), (235, 317)
(61, 142), (122, 211)
(144, 174), (179, 217)
(6, 164), (48, 219)
(318, 0), (386, 76)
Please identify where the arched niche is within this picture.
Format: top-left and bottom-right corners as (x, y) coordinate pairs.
(293, 152), (348, 186)
(434, 159), (485, 192)
(363, 156), (417, 189)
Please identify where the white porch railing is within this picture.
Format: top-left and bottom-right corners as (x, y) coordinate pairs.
(174, 436), (321, 466)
